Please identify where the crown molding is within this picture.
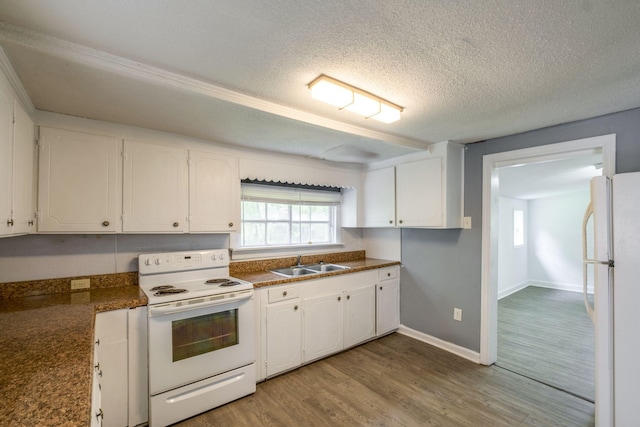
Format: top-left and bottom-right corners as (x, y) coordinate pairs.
(0, 22), (430, 151)
(0, 45), (34, 113)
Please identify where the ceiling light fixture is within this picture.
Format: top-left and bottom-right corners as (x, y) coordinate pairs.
(308, 75), (403, 123)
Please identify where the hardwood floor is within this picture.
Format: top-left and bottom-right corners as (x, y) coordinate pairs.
(497, 286), (595, 402)
(176, 333), (594, 426)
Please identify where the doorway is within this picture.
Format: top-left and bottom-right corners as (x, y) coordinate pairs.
(493, 158), (599, 401)
(479, 134), (616, 422)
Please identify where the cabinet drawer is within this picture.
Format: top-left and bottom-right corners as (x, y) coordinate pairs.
(378, 267), (398, 281)
(268, 285), (300, 303)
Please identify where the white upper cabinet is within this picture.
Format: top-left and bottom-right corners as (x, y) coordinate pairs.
(0, 78), (14, 236)
(362, 167), (395, 227)
(11, 101), (36, 235)
(123, 140), (188, 233)
(38, 127), (120, 233)
(362, 141), (463, 229)
(188, 150), (239, 232)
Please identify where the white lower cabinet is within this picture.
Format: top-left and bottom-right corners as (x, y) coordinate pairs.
(262, 284), (302, 378)
(302, 292), (344, 362)
(344, 285), (376, 348)
(376, 266), (400, 336)
(92, 307), (148, 427)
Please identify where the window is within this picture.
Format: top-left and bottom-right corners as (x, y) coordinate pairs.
(240, 182), (340, 248)
(513, 209), (524, 247)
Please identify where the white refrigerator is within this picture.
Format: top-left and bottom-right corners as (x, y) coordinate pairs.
(584, 172), (640, 426)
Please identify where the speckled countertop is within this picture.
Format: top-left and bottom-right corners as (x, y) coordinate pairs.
(0, 278), (146, 427)
(230, 251), (401, 287)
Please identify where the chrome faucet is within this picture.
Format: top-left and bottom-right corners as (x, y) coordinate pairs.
(296, 254), (302, 266)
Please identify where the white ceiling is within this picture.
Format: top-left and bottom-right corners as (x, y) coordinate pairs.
(1, 1), (640, 164)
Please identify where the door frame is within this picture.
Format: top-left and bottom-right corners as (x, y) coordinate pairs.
(480, 133), (616, 419)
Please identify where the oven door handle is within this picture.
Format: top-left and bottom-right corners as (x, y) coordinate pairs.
(148, 290), (253, 316)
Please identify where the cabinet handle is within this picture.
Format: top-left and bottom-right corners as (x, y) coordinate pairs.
(399, 220), (403, 224)
(283, 291), (288, 297)
(94, 363), (100, 371)
(228, 222), (234, 227)
(102, 220), (110, 227)
(96, 409), (104, 421)
(294, 305), (299, 311)
(173, 222), (179, 227)
(28, 220), (34, 226)
(338, 296), (341, 301)
(95, 339), (100, 345)
(6, 219), (13, 227)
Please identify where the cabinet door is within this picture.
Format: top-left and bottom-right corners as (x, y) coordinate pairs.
(38, 128), (120, 232)
(189, 150), (239, 232)
(127, 307), (148, 427)
(377, 277), (400, 336)
(12, 101), (36, 235)
(303, 293), (343, 362)
(396, 157), (442, 227)
(344, 285), (376, 348)
(265, 300), (301, 377)
(123, 140), (188, 232)
(95, 310), (128, 427)
(363, 167), (395, 227)
(0, 80), (12, 236)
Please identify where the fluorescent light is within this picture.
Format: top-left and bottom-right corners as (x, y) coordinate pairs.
(308, 75), (402, 123)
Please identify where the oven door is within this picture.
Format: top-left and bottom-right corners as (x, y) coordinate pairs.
(147, 289), (255, 395)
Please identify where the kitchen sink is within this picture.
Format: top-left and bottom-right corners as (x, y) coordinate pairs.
(271, 267), (319, 277)
(305, 263), (350, 272)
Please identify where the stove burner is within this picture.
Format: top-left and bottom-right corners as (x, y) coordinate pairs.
(151, 285), (175, 291)
(220, 281), (241, 287)
(154, 288), (188, 296)
(205, 278), (229, 284)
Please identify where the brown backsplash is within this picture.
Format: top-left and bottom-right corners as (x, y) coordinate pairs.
(0, 272), (138, 300)
(229, 250), (365, 275)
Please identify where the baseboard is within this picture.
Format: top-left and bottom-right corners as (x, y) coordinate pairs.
(397, 325), (481, 364)
(498, 280), (529, 299)
(529, 280), (593, 294)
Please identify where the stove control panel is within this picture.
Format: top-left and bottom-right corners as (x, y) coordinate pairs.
(139, 249), (229, 274)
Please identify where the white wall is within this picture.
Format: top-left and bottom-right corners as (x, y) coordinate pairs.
(0, 112), (365, 283)
(497, 197), (529, 298)
(528, 189), (591, 292)
(362, 228), (401, 261)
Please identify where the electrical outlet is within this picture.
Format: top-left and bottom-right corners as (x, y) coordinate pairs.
(453, 307), (463, 322)
(71, 278), (90, 290)
(463, 217), (472, 229)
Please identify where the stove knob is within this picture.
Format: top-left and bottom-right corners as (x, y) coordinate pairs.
(154, 258), (162, 265)
(144, 259), (152, 266)
(218, 254), (224, 260)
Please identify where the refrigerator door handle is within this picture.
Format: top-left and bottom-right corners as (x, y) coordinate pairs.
(582, 201), (596, 323)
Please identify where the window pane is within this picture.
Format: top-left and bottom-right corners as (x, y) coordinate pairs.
(242, 222), (266, 246)
(310, 223), (329, 242)
(291, 205), (301, 221)
(267, 223), (290, 245)
(310, 205), (329, 221)
(267, 203), (290, 221)
(242, 201), (265, 220)
(291, 223), (301, 244)
(300, 223), (310, 243)
(299, 205), (311, 221)
(514, 209), (524, 247)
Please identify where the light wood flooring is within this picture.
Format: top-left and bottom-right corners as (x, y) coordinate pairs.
(175, 333), (594, 426)
(497, 286), (595, 402)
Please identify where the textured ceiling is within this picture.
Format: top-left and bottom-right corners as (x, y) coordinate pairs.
(1, 1), (640, 163)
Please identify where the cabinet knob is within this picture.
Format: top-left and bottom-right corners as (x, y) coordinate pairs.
(102, 220), (110, 227)
(347, 295), (350, 300)
(96, 409), (104, 421)
(294, 305), (299, 311)
(399, 220), (403, 224)
(387, 273), (391, 277)
(28, 220), (34, 226)
(228, 222), (234, 227)
(6, 219), (13, 227)
(283, 291), (288, 297)
(173, 222), (179, 227)
(338, 296), (341, 301)
(380, 286), (383, 290)
(389, 220), (393, 224)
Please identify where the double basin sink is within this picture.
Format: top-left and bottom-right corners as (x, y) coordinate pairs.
(271, 263), (350, 278)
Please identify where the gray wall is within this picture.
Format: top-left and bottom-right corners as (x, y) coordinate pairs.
(400, 107), (640, 352)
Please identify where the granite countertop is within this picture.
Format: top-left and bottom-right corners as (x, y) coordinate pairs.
(232, 256), (401, 288)
(0, 285), (146, 427)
